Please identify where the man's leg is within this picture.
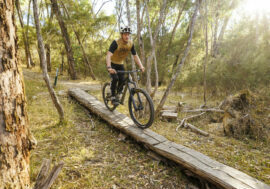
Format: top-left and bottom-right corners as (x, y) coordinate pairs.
(117, 64), (125, 94)
(110, 63), (120, 105)
(110, 74), (118, 97)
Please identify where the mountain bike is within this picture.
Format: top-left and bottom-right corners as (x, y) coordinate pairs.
(102, 70), (154, 129)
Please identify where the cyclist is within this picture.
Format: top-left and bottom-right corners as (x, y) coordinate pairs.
(106, 26), (145, 105)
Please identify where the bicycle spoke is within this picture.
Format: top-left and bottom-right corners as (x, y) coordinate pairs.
(128, 88), (154, 128)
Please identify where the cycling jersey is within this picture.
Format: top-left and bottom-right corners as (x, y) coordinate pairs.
(109, 38), (136, 65)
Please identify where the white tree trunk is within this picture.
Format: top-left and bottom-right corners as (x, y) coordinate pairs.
(33, 0), (65, 122)
(203, 0), (208, 105)
(126, 0), (138, 82)
(144, 0), (167, 97)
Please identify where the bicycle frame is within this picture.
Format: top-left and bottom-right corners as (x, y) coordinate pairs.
(116, 70), (143, 111)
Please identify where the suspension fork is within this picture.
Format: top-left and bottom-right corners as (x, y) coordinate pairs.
(128, 82), (143, 111)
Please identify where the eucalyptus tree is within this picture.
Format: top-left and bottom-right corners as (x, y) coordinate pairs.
(50, 0), (77, 79)
(0, 0), (36, 187)
(15, 0), (34, 68)
(33, 0), (65, 122)
(156, 0), (202, 116)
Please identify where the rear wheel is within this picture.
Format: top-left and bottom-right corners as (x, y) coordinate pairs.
(102, 82), (117, 111)
(128, 88), (154, 129)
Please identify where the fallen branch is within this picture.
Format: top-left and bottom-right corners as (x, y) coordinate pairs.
(176, 112), (206, 131)
(33, 159), (64, 189)
(182, 108), (224, 113)
(185, 123), (209, 136)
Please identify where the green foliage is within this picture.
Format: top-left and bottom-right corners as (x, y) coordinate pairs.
(177, 13), (270, 95)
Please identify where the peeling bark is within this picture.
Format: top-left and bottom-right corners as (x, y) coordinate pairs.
(0, 1), (35, 187)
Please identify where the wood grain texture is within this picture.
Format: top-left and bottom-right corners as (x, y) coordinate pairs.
(68, 88), (270, 189)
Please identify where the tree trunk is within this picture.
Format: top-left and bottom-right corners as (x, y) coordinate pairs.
(50, 0), (77, 80)
(60, 2), (96, 80)
(136, 0), (145, 65)
(144, 1), (152, 95)
(211, 1), (221, 57)
(203, 0), (208, 105)
(136, 0), (146, 83)
(45, 44), (51, 72)
(166, 0), (188, 56)
(60, 50), (64, 75)
(144, 0), (167, 97)
(0, 1), (36, 187)
(126, 0), (138, 83)
(15, 0), (33, 69)
(155, 0), (201, 116)
(214, 1), (237, 56)
(33, 0), (65, 122)
(26, 0), (35, 67)
(116, 0), (123, 32)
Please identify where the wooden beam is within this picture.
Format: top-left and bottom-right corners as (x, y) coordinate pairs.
(68, 88), (270, 189)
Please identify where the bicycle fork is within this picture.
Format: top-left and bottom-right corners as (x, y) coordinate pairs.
(128, 84), (144, 111)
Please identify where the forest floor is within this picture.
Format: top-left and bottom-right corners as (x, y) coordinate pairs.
(23, 68), (194, 189)
(23, 68), (270, 188)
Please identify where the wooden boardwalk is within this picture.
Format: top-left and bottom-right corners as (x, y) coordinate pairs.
(68, 88), (270, 189)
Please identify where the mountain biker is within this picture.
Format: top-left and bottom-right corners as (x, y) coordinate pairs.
(106, 26), (145, 105)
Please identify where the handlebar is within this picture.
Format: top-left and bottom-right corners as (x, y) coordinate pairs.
(116, 69), (141, 74)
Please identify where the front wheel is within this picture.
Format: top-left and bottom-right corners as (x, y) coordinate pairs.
(102, 82), (117, 111)
(128, 88), (154, 129)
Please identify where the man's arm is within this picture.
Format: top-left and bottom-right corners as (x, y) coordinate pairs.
(106, 40), (118, 74)
(133, 54), (145, 72)
(106, 51), (116, 74)
(131, 44), (145, 72)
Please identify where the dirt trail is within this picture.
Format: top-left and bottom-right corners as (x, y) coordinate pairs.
(23, 69), (101, 92)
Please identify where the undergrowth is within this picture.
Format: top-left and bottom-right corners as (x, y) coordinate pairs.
(24, 69), (189, 188)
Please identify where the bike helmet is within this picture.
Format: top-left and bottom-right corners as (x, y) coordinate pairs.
(120, 26), (132, 34)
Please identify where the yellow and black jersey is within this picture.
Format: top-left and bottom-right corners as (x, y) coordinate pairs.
(109, 38), (137, 65)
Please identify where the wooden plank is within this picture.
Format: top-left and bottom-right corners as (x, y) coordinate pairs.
(68, 88), (270, 189)
(161, 112), (178, 118)
(162, 105), (178, 112)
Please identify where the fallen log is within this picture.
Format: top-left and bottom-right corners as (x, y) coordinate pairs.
(68, 88), (270, 189)
(182, 108), (224, 113)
